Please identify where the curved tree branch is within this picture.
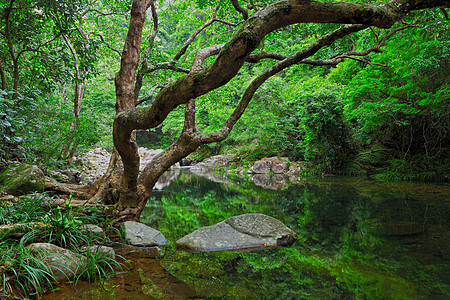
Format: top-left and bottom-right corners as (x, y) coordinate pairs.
(246, 22), (420, 66)
(116, 0), (424, 136)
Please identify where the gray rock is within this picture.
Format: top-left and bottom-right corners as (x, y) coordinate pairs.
(268, 157), (288, 174)
(176, 213), (297, 253)
(191, 155), (232, 170)
(78, 147), (181, 182)
(251, 160), (270, 174)
(28, 243), (86, 282)
(48, 170), (71, 183)
(0, 163), (45, 195)
(139, 148), (164, 171)
(60, 168), (84, 184)
(124, 221), (167, 247)
(81, 245), (115, 260)
(81, 224), (105, 240)
(78, 148), (111, 180)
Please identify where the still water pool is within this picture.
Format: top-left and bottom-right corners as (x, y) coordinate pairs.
(43, 170), (450, 299)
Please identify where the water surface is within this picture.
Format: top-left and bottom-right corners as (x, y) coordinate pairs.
(43, 170), (450, 299)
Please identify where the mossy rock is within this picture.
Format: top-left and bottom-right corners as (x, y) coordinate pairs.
(0, 163), (45, 195)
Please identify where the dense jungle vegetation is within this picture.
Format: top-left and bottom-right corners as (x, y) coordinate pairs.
(0, 0), (448, 180)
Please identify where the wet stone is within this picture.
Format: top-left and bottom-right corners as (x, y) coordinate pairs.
(112, 242), (164, 258)
(124, 221), (167, 247)
(176, 213), (297, 253)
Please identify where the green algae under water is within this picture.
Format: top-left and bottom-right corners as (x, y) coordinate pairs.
(43, 170), (450, 299)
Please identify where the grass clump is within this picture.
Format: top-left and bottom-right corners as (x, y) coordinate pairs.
(0, 193), (124, 299)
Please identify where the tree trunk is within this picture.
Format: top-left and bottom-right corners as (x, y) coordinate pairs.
(4, 1), (19, 100)
(0, 62), (6, 91)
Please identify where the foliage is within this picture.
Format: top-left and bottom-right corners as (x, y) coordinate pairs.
(0, 233), (55, 299)
(296, 90), (356, 173)
(0, 193), (53, 225)
(330, 21), (450, 181)
(0, 193), (124, 298)
(0, 90), (36, 166)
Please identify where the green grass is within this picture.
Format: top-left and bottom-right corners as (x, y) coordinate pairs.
(0, 193), (125, 299)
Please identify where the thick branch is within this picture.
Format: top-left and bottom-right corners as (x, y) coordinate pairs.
(144, 2), (158, 57)
(143, 62), (190, 74)
(134, 7), (244, 103)
(247, 23), (420, 66)
(113, 0), (448, 210)
(0, 62), (6, 90)
(441, 8), (449, 20)
(134, 2), (158, 103)
(182, 44), (225, 135)
(114, 0), (153, 193)
(4, 0), (19, 98)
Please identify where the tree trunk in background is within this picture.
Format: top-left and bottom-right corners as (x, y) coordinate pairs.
(61, 80), (86, 164)
(0, 62), (6, 91)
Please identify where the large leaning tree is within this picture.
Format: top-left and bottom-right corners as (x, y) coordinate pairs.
(72, 0), (448, 220)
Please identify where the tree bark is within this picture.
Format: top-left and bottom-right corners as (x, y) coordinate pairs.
(113, 0), (153, 208)
(0, 62), (6, 91)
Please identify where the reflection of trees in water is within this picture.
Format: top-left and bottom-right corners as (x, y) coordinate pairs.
(140, 172), (450, 299)
(299, 186), (354, 249)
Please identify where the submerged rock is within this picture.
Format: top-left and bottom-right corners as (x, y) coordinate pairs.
(124, 221), (167, 247)
(112, 242), (164, 258)
(251, 174), (289, 190)
(176, 213), (297, 253)
(0, 163), (45, 195)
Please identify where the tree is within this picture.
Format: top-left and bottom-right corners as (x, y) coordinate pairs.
(75, 0), (449, 219)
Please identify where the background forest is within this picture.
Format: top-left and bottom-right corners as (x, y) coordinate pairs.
(1, 0), (449, 182)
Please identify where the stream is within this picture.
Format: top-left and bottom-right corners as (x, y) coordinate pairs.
(43, 169), (450, 299)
